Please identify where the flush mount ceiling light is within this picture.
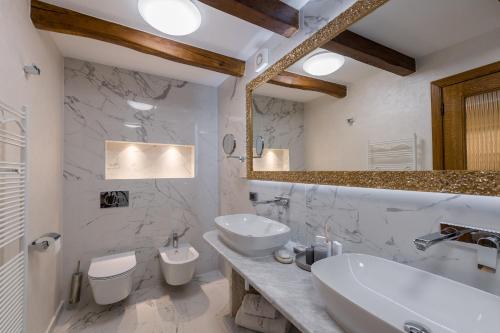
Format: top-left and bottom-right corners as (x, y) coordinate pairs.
(124, 122), (143, 128)
(302, 52), (345, 76)
(127, 100), (155, 111)
(138, 0), (202, 36)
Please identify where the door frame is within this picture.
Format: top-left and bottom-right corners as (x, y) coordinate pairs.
(431, 61), (500, 169)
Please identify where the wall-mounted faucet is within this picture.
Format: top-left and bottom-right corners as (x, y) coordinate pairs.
(414, 222), (500, 273)
(249, 192), (290, 208)
(165, 227), (190, 249)
(172, 232), (179, 249)
(413, 226), (472, 251)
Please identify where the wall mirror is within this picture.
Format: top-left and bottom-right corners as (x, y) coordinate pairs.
(247, 0), (500, 195)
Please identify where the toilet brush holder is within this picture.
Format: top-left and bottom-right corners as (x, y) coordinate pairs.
(68, 261), (82, 304)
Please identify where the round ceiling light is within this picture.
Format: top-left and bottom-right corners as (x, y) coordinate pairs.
(138, 0), (202, 36)
(127, 100), (155, 111)
(302, 52), (345, 76)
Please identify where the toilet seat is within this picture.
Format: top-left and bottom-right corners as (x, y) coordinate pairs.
(88, 251), (136, 279)
(88, 266), (135, 280)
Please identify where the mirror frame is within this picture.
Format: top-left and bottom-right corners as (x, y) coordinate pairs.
(246, 0), (500, 196)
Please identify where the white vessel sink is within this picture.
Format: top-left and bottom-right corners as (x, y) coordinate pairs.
(312, 253), (500, 333)
(215, 214), (290, 257)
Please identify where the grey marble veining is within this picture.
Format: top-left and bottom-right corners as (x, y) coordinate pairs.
(63, 58), (219, 302)
(253, 95), (305, 170)
(204, 230), (345, 333)
(244, 181), (500, 296)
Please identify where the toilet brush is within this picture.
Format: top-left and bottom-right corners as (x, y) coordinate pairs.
(68, 260), (82, 304)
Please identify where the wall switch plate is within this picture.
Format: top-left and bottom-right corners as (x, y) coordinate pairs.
(249, 192), (258, 201)
(100, 191), (129, 208)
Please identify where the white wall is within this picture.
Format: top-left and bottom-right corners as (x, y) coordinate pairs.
(304, 28), (500, 170)
(0, 1), (64, 332)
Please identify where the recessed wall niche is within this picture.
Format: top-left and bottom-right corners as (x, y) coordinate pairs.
(105, 140), (195, 179)
(253, 148), (290, 171)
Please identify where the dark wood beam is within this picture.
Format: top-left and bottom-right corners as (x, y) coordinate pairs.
(323, 30), (416, 76)
(198, 0), (298, 38)
(269, 71), (347, 98)
(31, 0), (245, 77)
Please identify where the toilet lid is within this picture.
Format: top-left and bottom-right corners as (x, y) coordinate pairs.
(88, 251), (136, 279)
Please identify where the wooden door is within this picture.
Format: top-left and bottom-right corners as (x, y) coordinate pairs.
(441, 71), (500, 170)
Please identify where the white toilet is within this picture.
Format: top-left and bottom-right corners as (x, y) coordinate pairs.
(88, 251), (137, 305)
(159, 244), (199, 286)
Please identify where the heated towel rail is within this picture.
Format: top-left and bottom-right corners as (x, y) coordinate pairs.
(368, 134), (417, 171)
(0, 100), (27, 333)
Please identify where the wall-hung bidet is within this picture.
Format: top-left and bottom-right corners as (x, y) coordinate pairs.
(159, 242), (199, 286)
(88, 251), (136, 305)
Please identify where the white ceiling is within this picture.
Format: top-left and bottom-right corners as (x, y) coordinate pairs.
(254, 83), (325, 103)
(288, 49), (381, 85)
(43, 0), (310, 86)
(255, 53), (380, 103)
(42, 0), (500, 88)
(48, 31), (231, 86)
(349, 0), (500, 58)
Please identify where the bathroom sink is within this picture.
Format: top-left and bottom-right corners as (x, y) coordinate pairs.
(312, 253), (500, 333)
(214, 214), (290, 256)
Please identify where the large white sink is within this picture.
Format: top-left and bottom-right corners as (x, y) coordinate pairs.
(214, 214), (290, 257)
(312, 253), (500, 333)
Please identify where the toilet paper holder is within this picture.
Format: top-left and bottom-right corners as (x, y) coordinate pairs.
(31, 232), (61, 251)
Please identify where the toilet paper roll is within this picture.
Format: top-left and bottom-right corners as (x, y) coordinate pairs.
(52, 236), (61, 253)
(34, 233), (61, 253)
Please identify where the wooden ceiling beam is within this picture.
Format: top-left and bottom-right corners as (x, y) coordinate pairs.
(323, 30), (416, 76)
(198, 0), (299, 38)
(31, 0), (245, 77)
(269, 71), (347, 98)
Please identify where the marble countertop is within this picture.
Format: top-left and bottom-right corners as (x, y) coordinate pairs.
(203, 230), (345, 333)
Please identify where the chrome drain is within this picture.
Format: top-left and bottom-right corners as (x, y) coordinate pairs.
(404, 321), (431, 333)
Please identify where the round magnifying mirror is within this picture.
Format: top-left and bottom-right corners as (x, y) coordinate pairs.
(255, 136), (265, 158)
(222, 134), (236, 155)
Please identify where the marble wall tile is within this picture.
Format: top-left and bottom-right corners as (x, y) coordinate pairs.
(253, 95), (305, 170)
(63, 58), (219, 301)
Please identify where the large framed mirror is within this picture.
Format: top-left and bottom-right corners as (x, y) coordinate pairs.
(247, 0), (500, 196)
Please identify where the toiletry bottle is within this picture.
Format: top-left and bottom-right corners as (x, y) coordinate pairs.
(313, 236), (329, 262)
(305, 246), (315, 265)
(332, 241), (343, 256)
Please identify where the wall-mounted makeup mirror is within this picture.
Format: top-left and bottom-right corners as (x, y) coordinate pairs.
(247, 0), (500, 195)
(255, 135), (265, 158)
(223, 133), (245, 162)
(223, 134), (236, 155)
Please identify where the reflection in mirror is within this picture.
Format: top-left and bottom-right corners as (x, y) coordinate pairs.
(255, 136), (265, 158)
(252, 0), (500, 172)
(222, 134), (236, 155)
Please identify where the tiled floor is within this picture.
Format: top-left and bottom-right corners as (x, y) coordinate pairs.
(54, 271), (242, 333)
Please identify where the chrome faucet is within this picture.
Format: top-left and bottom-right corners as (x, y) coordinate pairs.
(172, 232), (179, 249)
(414, 226), (472, 251)
(251, 195), (290, 208)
